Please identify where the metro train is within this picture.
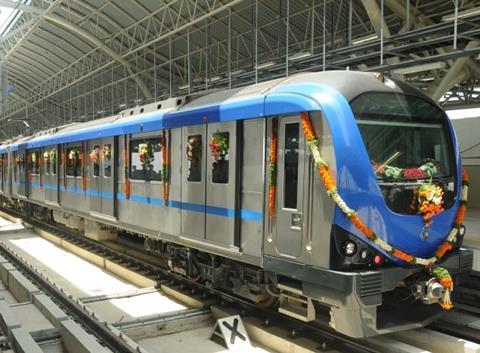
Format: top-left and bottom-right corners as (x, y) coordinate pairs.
(0, 71), (472, 338)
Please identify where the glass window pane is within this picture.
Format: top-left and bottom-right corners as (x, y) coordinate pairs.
(66, 147), (80, 177)
(91, 145), (100, 177)
(103, 144), (112, 178)
(211, 132), (229, 184)
(130, 138), (162, 181)
(186, 135), (202, 182)
(43, 150), (50, 175)
(50, 149), (57, 175)
(351, 92), (453, 180)
(284, 123), (299, 209)
(31, 151), (40, 175)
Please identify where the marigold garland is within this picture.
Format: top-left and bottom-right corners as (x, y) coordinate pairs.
(27, 154), (32, 181)
(436, 241), (453, 258)
(162, 130), (170, 204)
(123, 135), (130, 200)
(102, 144), (111, 161)
(417, 181), (444, 227)
(209, 131), (229, 162)
(139, 143), (153, 170)
(299, 111), (469, 310)
(62, 146), (67, 190)
(455, 205), (467, 226)
(81, 144), (87, 192)
(268, 118), (278, 221)
(186, 136), (202, 166)
(39, 152), (43, 188)
(90, 147), (100, 164)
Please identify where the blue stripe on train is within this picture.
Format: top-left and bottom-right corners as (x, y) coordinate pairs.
(22, 181), (263, 222)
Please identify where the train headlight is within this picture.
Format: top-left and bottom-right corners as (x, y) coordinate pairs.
(342, 241), (357, 257)
(359, 249), (369, 260)
(459, 225), (466, 237)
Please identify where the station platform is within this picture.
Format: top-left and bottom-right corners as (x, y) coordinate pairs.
(462, 207), (480, 271)
(0, 214), (276, 353)
(464, 207), (480, 240)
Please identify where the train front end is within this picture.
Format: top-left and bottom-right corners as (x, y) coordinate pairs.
(324, 73), (473, 336)
(264, 72), (472, 338)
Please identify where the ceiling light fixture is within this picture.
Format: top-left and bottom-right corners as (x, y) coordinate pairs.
(391, 61), (447, 75)
(442, 7), (480, 21)
(255, 61), (275, 70)
(352, 34), (378, 45)
(289, 51), (312, 61)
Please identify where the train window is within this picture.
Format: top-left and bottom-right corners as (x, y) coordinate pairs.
(44, 150), (50, 175)
(210, 132), (229, 184)
(66, 146), (81, 177)
(50, 149), (57, 175)
(15, 152), (24, 177)
(91, 145), (100, 177)
(0, 155), (3, 182)
(103, 144), (112, 178)
(129, 138), (162, 181)
(186, 135), (202, 182)
(30, 151), (40, 176)
(352, 92), (453, 180)
(284, 123), (299, 209)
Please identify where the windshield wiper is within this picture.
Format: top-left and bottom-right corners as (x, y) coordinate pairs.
(375, 151), (401, 173)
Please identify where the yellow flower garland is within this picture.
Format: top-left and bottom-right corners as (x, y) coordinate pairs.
(299, 112), (468, 310)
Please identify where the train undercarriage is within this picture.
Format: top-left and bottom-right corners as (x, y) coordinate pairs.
(1, 197), (474, 338)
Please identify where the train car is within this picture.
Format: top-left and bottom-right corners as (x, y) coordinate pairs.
(0, 71), (472, 338)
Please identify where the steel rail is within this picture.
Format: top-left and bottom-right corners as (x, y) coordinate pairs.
(0, 205), (382, 353)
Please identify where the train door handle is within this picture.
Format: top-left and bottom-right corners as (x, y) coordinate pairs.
(291, 212), (303, 230)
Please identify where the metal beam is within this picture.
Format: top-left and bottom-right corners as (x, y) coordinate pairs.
(466, 59), (480, 78)
(430, 41), (480, 101)
(0, 0), (153, 100)
(361, 0), (391, 37)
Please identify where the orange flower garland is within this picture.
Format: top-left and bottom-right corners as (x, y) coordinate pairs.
(81, 144), (87, 192)
(123, 135), (130, 200)
(455, 205), (467, 226)
(417, 182), (444, 228)
(162, 130), (170, 204)
(436, 241), (453, 258)
(268, 118), (278, 220)
(299, 111), (469, 310)
(62, 147), (67, 190)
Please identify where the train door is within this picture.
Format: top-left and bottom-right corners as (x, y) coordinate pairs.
(182, 125), (206, 239)
(45, 146), (59, 206)
(89, 140), (102, 215)
(0, 154), (4, 193)
(17, 149), (28, 198)
(89, 138), (116, 220)
(101, 138), (115, 218)
(205, 121), (238, 246)
(275, 117), (305, 257)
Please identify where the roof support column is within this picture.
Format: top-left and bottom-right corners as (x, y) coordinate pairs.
(430, 41), (480, 101)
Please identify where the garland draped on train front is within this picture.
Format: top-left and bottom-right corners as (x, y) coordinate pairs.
(297, 112), (468, 310)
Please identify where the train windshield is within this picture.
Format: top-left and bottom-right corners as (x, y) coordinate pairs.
(351, 92), (453, 181)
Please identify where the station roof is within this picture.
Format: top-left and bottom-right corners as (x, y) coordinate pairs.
(0, 0), (479, 138)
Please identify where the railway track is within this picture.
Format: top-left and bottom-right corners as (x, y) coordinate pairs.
(3, 206), (480, 353)
(0, 206), (384, 353)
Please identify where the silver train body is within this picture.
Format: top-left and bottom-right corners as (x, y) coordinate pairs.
(0, 72), (472, 337)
